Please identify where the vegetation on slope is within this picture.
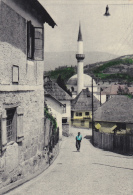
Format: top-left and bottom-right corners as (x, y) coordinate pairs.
(93, 58), (133, 74)
(92, 58), (133, 82)
(47, 67), (76, 82)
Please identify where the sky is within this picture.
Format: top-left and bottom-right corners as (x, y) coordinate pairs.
(39, 0), (133, 57)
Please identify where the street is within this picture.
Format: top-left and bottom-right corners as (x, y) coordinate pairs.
(6, 127), (133, 195)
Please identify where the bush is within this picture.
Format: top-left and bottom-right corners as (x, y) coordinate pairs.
(44, 103), (57, 131)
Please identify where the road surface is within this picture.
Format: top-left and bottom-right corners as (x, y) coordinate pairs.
(6, 127), (133, 195)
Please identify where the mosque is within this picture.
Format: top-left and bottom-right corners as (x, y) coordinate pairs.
(66, 24), (98, 99)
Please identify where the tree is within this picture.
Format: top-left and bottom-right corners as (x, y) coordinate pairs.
(117, 86), (132, 98)
(57, 75), (72, 96)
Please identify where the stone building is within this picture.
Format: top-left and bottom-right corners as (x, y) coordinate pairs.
(0, 0), (56, 192)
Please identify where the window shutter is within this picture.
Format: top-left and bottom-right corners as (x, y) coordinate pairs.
(34, 27), (44, 61)
(27, 21), (31, 59)
(17, 106), (24, 142)
(27, 21), (35, 59)
(1, 110), (7, 151)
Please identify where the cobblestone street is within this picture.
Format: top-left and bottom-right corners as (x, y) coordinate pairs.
(6, 127), (133, 195)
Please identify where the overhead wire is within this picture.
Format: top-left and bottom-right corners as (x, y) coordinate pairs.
(108, 5), (133, 58)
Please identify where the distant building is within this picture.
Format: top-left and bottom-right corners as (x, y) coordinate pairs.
(0, 0), (56, 191)
(44, 77), (72, 137)
(94, 96), (133, 134)
(71, 88), (100, 128)
(101, 84), (133, 101)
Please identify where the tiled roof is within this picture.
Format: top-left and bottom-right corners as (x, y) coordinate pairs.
(94, 95), (133, 123)
(44, 79), (72, 101)
(71, 88), (100, 111)
(101, 84), (133, 95)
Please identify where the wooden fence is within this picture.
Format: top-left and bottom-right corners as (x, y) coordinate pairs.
(94, 131), (133, 154)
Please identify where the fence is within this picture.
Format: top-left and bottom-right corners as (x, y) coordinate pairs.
(94, 130), (133, 154)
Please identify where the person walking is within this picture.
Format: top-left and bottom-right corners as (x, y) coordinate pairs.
(76, 132), (82, 152)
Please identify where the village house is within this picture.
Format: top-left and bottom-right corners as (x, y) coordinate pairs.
(44, 77), (72, 137)
(94, 95), (133, 134)
(71, 88), (100, 128)
(0, 0), (56, 192)
(101, 84), (133, 101)
(44, 89), (64, 139)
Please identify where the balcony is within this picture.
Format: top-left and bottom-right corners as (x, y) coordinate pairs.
(76, 54), (85, 61)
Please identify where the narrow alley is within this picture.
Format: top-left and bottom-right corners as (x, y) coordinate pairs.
(6, 127), (133, 195)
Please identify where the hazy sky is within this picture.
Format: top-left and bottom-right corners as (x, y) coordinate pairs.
(39, 0), (133, 56)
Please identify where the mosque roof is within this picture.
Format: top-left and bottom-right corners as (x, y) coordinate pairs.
(67, 74), (97, 87)
(78, 24), (83, 41)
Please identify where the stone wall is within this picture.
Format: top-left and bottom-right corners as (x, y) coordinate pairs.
(0, 90), (59, 193)
(0, 2), (59, 193)
(0, 1), (44, 86)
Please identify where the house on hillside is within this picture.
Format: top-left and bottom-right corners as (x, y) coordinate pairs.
(94, 96), (133, 134)
(0, 0), (56, 191)
(101, 84), (133, 101)
(44, 77), (72, 137)
(71, 88), (100, 128)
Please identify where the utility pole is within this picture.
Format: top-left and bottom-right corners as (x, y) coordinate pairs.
(100, 87), (101, 106)
(92, 77), (94, 145)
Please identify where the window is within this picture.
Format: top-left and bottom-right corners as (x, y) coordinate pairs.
(76, 112), (78, 116)
(106, 95), (109, 101)
(27, 21), (34, 60)
(85, 112), (89, 116)
(76, 112), (82, 116)
(63, 104), (66, 113)
(27, 21), (44, 61)
(62, 118), (67, 124)
(6, 108), (17, 143)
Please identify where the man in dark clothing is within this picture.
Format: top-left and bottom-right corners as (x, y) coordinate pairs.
(76, 132), (82, 152)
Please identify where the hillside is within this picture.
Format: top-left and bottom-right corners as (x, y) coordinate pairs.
(44, 51), (118, 71)
(45, 54), (133, 84)
(85, 54), (133, 83)
(45, 66), (76, 82)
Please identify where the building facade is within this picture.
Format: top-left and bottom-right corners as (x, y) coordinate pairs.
(44, 77), (72, 137)
(0, 0), (56, 192)
(71, 88), (100, 128)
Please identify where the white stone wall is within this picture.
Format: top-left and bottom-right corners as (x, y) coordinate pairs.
(46, 97), (63, 139)
(61, 100), (71, 122)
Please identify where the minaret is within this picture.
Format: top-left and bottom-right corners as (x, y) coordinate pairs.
(76, 23), (85, 94)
